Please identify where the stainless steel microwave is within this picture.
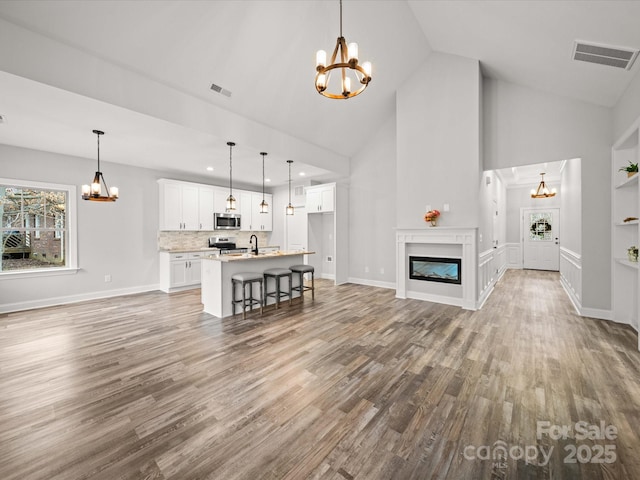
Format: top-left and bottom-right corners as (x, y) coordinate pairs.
(214, 212), (241, 230)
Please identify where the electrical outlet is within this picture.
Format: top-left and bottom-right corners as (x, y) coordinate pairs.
(426, 204), (431, 212)
(104, 274), (112, 283)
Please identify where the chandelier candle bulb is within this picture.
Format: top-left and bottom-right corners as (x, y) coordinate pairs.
(91, 180), (101, 196)
(316, 50), (326, 69)
(109, 187), (119, 199)
(343, 77), (351, 95)
(348, 42), (358, 63)
(362, 61), (372, 79)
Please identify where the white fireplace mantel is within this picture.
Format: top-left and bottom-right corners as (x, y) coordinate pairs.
(396, 227), (478, 310)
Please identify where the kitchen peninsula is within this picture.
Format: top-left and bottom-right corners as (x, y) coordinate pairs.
(201, 251), (314, 318)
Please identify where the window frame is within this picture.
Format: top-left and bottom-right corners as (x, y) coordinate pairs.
(0, 178), (78, 278)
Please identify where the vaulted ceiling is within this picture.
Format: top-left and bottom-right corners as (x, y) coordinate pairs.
(1, 1), (639, 187)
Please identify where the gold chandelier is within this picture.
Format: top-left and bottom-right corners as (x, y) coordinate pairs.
(531, 173), (556, 198)
(82, 129), (118, 202)
(315, 0), (372, 99)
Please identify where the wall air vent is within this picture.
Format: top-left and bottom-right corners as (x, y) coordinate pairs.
(572, 41), (639, 70)
(210, 83), (232, 97)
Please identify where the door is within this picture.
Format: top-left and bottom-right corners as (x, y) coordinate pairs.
(522, 208), (560, 271)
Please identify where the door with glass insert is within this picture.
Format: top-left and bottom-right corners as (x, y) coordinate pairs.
(522, 208), (559, 270)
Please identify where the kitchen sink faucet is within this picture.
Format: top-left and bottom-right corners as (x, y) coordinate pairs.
(250, 234), (258, 255)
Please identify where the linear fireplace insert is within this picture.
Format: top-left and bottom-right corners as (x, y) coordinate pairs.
(409, 256), (461, 284)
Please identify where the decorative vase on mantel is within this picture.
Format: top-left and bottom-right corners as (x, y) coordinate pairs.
(424, 209), (441, 227)
(429, 218), (437, 227)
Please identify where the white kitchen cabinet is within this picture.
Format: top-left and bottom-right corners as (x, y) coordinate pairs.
(159, 251), (204, 292)
(305, 184), (335, 213)
(240, 191), (272, 231)
(158, 179), (200, 231)
(198, 186), (215, 230)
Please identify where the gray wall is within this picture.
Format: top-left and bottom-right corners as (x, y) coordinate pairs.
(349, 114), (397, 286)
(613, 65), (640, 141)
(0, 144), (159, 309)
(483, 78), (612, 310)
(397, 52), (482, 229)
(560, 158), (582, 255)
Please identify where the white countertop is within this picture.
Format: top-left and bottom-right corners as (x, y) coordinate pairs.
(203, 250), (314, 262)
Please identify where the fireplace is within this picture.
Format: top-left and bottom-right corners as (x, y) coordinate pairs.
(409, 256), (461, 284)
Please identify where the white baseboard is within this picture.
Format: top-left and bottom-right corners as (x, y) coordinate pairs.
(347, 277), (396, 290)
(0, 284), (161, 314)
(401, 290), (465, 308)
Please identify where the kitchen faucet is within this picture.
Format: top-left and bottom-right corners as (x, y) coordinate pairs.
(250, 234), (258, 255)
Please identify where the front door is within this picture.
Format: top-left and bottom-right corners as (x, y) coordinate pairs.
(522, 208), (560, 271)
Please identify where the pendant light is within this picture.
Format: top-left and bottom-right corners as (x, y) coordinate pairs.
(226, 141), (236, 210)
(315, 0), (372, 99)
(531, 172), (556, 198)
(286, 160), (294, 215)
(82, 130), (118, 202)
(259, 152), (269, 214)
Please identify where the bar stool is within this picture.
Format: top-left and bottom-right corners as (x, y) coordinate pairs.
(231, 272), (264, 319)
(290, 264), (315, 301)
(263, 268), (292, 309)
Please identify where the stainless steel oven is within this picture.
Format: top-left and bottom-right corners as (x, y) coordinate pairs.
(214, 212), (241, 230)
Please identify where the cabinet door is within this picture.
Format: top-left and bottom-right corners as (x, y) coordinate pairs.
(187, 259), (202, 285)
(170, 259), (188, 287)
(198, 187), (214, 230)
(161, 182), (184, 230)
(306, 189), (321, 213)
(181, 184), (199, 230)
(320, 187), (334, 212)
(213, 187), (229, 214)
(240, 191), (254, 231)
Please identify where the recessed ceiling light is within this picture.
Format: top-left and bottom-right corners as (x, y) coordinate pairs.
(206, 166), (214, 172)
(299, 172), (306, 176)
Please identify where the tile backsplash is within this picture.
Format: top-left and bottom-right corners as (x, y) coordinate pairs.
(158, 231), (271, 251)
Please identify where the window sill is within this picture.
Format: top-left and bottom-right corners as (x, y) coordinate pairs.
(0, 267), (79, 280)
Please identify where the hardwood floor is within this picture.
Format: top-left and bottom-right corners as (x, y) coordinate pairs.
(1, 270), (639, 479)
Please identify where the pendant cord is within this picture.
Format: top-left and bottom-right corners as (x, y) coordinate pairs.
(339, 0), (343, 37)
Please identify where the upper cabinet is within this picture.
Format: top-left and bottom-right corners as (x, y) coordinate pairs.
(159, 179), (267, 231)
(240, 191), (273, 231)
(305, 184), (335, 213)
(159, 179), (200, 230)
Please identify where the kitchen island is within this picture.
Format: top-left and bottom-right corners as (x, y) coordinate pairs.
(201, 251), (314, 318)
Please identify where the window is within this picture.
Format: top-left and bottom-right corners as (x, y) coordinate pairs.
(1, 179), (77, 276)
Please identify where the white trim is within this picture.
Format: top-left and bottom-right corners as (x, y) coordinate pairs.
(0, 177), (78, 273)
(347, 277), (396, 290)
(580, 307), (614, 322)
(0, 283), (160, 314)
(405, 290), (464, 308)
(0, 267), (79, 279)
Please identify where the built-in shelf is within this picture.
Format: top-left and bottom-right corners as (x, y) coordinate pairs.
(616, 220), (640, 226)
(615, 258), (639, 269)
(615, 173), (639, 189)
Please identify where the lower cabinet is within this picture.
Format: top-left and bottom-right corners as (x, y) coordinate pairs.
(159, 251), (203, 292)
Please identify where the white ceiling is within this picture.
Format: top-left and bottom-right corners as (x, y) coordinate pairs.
(0, 1), (639, 187)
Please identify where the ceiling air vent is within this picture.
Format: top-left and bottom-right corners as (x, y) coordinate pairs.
(210, 83), (232, 98)
(572, 41), (639, 70)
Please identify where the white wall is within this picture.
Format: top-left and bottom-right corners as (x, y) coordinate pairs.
(560, 158), (582, 256)
(478, 170), (507, 253)
(483, 78), (612, 311)
(0, 144), (159, 309)
(397, 52), (482, 229)
(614, 69), (640, 141)
(348, 114), (396, 287)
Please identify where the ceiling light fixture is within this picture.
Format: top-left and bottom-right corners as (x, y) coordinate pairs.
(226, 141), (236, 210)
(531, 173), (556, 198)
(286, 160), (294, 215)
(315, 0), (372, 99)
(259, 151), (269, 214)
(82, 130), (118, 202)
